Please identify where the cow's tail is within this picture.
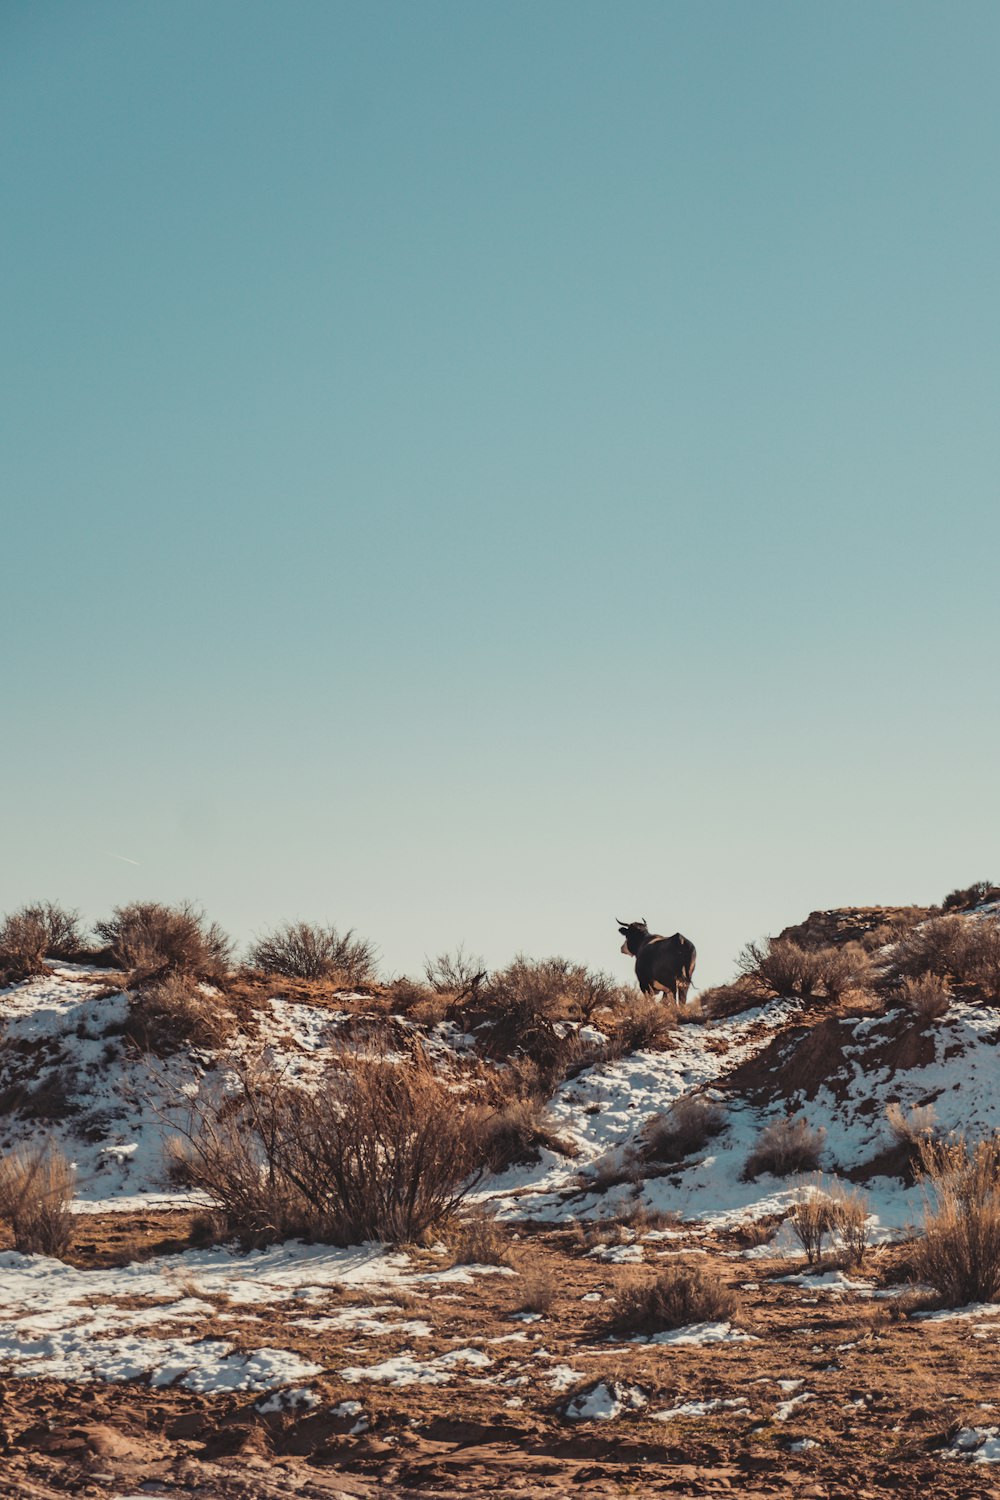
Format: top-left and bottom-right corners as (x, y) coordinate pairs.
(683, 943), (697, 986)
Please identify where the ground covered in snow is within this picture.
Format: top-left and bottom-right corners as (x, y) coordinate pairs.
(5, 928), (1000, 1496)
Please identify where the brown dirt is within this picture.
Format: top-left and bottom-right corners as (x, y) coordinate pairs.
(2, 1212), (1000, 1497)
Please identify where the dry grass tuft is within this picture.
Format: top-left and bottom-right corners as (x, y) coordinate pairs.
(246, 921), (377, 984)
(643, 1096), (726, 1164)
(0, 1143), (75, 1256)
(911, 1133), (1000, 1307)
(609, 1262), (737, 1335)
(446, 1209), (514, 1267)
(124, 973), (234, 1056)
(886, 1100), (938, 1149)
(897, 973), (951, 1023)
(515, 1271), (555, 1315)
(96, 901), (232, 981)
(742, 1115), (825, 1182)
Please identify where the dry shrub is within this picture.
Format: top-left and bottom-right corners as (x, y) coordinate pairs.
(738, 939), (870, 1002)
(0, 909), (51, 985)
(607, 994), (677, 1056)
(791, 1184), (835, 1265)
(890, 916), (964, 981)
(476, 1076), (577, 1171)
(742, 1115), (826, 1181)
(897, 973), (951, 1023)
(791, 1178), (871, 1267)
(830, 1182), (872, 1267)
(247, 921), (377, 984)
(911, 1133), (1000, 1306)
(700, 978), (762, 1019)
(446, 1208), (513, 1267)
(734, 1215), (781, 1249)
(96, 901), (232, 981)
(942, 881), (1000, 913)
(886, 1101), (938, 1149)
(0, 1143), (75, 1256)
(386, 975), (438, 1013)
(0, 903), (85, 985)
(610, 1262), (737, 1335)
(516, 1271), (555, 1315)
(423, 945), (485, 995)
(124, 974), (234, 1056)
(950, 921), (1000, 1001)
(171, 1048), (486, 1247)
(643, 1096), (726, 1164)
(471, 957), (635, 1068)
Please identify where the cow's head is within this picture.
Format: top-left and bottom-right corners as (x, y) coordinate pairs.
(617, 919), (649, 957)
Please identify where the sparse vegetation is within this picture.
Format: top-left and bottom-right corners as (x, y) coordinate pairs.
(96, 901), (232, 981)
(607, 994), (677, 1055)
(610, 1262), (737, 1335)
(246, 921), (377, 985)
(911, 1132), (1000, 1307)
(742, 1114), (826, 1181)
(0, 1143), (75, 1256)
(643, 1096), (726, 1164)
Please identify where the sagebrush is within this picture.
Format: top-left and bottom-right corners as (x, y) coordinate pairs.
(247, 921), (377, 984)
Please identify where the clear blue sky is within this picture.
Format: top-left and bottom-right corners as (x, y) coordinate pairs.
(3, 2), (998, 987)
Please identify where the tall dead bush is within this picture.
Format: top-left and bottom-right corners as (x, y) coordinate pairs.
(95, 901), (232, 981)
(0, 902), (83, 984)
(911, 1133), (1000, 1306)
(172, 1046), (486, 1247)
(247, 921), (377, 985)
(738, 939), (869, 1002)
(0, 1143), (75, 1256)
(423, 944), (485, 994)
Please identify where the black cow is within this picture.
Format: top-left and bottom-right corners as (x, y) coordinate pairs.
(617, 919), (696, 1003)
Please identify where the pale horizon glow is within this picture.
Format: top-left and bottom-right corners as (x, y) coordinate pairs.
(2, 2), (999, 989)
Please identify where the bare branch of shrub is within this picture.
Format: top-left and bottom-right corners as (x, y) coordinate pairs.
(95, 901), (232, 981)
(423, 945), (485, 994)
(246, 921), (377, 985)
(171, 1047), (487, 1247)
